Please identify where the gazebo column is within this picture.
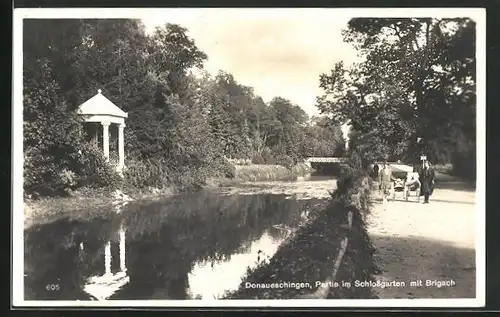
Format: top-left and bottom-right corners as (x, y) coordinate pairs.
(118, 123), (126, 171)
(119, 226), (127, 272)
(102, 121), (110, 161)
(104, 241), (112, 275)
(94, 123), (99, 145)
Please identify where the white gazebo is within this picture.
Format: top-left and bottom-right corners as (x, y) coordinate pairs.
(77, 89), (128, 173)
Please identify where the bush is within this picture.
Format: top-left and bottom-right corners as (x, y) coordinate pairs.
(123, 157), (171, 189)
(260, 148), (277, 165)
(123, 154), (236, 191)
(251, 153), (266, 165)
(24, 151), (72, 197)
(214, 157), (236, 179)
(275, 154), (294, 168)
(74, 143), (123, 189)
(23, 142), (121, 197)
(334, 151), (368, 199)
(58, 169), (78, 189)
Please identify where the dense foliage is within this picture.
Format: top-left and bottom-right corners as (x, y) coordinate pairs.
(316, 18), (476, 179)
(23, 19), (346, 197)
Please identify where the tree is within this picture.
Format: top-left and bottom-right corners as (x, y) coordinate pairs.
(269, 97), (309, 165)
(148, 23), (208, 102)
(317, 18), (476, 169)
(301, 116), (346, 158)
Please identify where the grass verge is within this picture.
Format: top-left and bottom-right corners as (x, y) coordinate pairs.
(233, 163), (313, 182)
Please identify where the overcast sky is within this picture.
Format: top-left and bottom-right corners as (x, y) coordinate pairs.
(141, 9), (360, 117)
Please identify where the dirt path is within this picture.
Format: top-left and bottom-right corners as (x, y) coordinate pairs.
(367, 172), (477, 299)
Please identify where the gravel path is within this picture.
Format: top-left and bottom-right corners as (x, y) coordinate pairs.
(367, 173), (476, 299)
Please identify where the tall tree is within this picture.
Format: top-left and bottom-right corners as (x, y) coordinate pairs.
(269, 97), (309, 164)
(317, 18), (476, 166)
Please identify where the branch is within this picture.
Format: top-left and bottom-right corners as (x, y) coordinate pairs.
(391, 24), (416, 55)
(390, 25), (403, 42)
(412, 38), (420, 52)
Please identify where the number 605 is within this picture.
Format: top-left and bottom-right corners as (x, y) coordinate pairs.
(45, 284), (60, 291)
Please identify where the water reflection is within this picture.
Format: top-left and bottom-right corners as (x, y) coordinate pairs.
(82, 224), (130, 300)
(24, 190), (326, 300)
(187, 226), (291, 300)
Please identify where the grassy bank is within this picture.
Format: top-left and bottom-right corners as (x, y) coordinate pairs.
(232, 163), (314, 182)
(23, 185), (177, 230)
(224, 172), (377, 299)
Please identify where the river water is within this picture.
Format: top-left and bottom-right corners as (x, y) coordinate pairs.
(24, 173), (336, 301)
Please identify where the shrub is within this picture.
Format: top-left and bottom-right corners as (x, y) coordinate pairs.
(24, 150), (73, 197)
(334, 150), (368, 199)
(73, 143), (123, 189)
(275, 154), (294, 168)
(23, 142), (121, 197)
(261, 148), (277, 165)
(123, 155), (236, 191)
(214, 157), (236, 179)
(58, 169), (78, 189)
(251, 153), (266, 165)
(123, 157), (171, 189)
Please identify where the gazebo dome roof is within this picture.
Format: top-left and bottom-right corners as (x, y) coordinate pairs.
(77, 89), (128, 118)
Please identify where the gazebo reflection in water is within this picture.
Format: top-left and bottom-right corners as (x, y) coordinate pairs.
(82, 220), (129, 301)
(82, 197), (131, 300)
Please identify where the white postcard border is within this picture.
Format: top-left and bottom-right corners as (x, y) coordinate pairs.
(12, 7), (486, 308)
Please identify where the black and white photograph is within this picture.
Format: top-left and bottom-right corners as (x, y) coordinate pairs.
(12, 8), (485, 307)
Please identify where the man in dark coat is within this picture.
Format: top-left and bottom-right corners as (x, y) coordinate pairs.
(372, 163), (379, 180)
(417, 160), (435, 203)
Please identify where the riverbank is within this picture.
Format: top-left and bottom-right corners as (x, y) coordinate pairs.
(23, 185), (177, 230)
(23, 163), (315, 230)
(232, 163), (313, 182)
(224, 173), (377, 299)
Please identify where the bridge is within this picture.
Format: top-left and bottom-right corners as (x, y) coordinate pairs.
(305, 157), (346, 163)
(303, 157), (347, 173)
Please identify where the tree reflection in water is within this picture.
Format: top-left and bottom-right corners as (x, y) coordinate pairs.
(24, 190), (325, 300)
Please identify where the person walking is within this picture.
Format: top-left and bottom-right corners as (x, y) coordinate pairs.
(378, 161), (395, 204)
(372, 163), (380, 180)
(418, 160), (435, 203)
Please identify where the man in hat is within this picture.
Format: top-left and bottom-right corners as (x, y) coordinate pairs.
(417, 158), (435, 204)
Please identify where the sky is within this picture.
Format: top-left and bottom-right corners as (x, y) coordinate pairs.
(141, 9), (360, 117)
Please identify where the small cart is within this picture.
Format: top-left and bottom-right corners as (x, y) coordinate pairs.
(390, 178), (405, 201)
(389, 175), (421, 202)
